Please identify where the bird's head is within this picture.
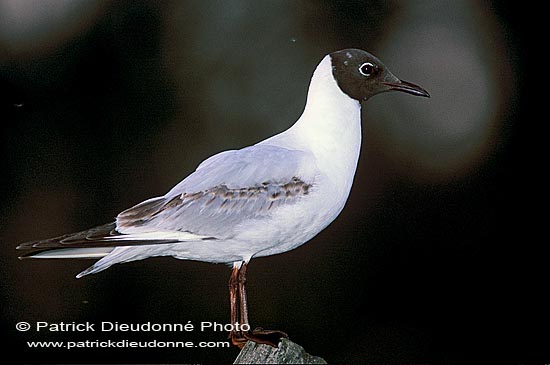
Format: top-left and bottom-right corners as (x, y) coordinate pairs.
(330, 48), (430, 101)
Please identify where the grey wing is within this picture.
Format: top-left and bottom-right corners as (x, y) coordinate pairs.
(117, 177), (312, 238)
(117, 145), (317, 239)
(16, 145), (317, 262)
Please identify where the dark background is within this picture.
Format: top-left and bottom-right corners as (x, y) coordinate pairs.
(0, 1), (542, 363)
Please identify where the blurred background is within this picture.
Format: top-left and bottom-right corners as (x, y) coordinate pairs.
(0, 0), (541, 363)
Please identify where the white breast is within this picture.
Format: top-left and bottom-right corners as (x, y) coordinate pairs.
(250, 55), (363, 257)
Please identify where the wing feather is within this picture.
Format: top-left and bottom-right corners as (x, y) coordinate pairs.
(117, 177), (312, 238)
(115, 145), (317, 238)
(17, 144), (318, 257)
(16, 222), (183, 255)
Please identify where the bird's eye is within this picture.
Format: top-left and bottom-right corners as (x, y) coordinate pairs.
(358, 62), (376, 77)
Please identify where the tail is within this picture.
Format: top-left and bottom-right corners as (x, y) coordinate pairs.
(73, 241), (182, 278)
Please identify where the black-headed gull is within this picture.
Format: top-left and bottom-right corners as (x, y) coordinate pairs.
(17, 49), (429, 347)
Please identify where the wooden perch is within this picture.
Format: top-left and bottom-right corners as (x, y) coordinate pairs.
(234, 338), (327, 364)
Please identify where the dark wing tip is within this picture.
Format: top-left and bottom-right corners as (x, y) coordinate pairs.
(15, 222), (118, 251)
(15, 222), (182, 257)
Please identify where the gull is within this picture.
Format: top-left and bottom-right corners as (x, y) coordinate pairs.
(17, 49), (429, 348)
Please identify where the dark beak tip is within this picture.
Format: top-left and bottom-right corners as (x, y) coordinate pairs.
(384, 80), (430, 98)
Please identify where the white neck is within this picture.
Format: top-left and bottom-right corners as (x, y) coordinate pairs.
(262, 55), (363, 195)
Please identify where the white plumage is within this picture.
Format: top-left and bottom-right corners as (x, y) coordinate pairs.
(17, 49), (428, 281)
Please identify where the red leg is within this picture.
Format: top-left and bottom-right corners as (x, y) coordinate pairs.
(228, 264), (247, 348)
(237, 262), (288, 348)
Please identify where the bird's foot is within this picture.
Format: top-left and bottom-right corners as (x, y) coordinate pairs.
(230, 327), (288, 349)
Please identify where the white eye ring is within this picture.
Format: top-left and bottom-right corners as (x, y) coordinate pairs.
(359, 62), (376, 77)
